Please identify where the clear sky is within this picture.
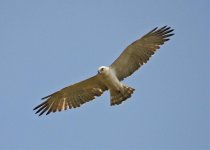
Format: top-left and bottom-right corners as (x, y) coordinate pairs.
(0, 0), (209, 150)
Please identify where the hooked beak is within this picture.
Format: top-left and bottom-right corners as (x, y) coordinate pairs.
(97, 70), (100, 74)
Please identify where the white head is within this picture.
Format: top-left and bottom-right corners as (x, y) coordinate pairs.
(98, 66), (109, 74)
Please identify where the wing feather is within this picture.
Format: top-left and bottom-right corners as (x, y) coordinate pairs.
(34, 75), (107, 116)
(110, 26), (174, 80)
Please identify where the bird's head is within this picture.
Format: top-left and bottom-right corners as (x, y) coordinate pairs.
(98, 66), (109, 74)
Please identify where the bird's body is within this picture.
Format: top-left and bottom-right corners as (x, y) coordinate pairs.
(97, 66), (135, 105)
(97, 66), (122, 91)
(34, 26), (174, 116)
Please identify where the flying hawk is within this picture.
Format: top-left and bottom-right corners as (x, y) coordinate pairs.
(34, 26), (174, 116)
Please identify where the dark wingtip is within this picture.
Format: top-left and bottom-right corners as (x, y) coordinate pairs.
(46, 109), (53, 115)
(33, 105), (40, 111)
(148, 27), (158, 34)
(158, 26), (175, 39)
(159, 25), (168, 30)
(153, 27), (158, 30)
(39, 107), (48, 116)
(41, 95), (51, 100)
(35, 111), (40, 114)
(168, 33), (175, 36)
(164, 39), (170, 42)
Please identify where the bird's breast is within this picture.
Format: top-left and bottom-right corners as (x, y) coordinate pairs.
(98, 69), (122, 90)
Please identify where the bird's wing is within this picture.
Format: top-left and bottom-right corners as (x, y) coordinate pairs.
(33, 75), (107, 116)
(110, 26), (174, 81)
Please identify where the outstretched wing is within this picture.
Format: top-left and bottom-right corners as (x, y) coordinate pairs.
(33, 75), (107, 116)
(110, 26), (174, 81)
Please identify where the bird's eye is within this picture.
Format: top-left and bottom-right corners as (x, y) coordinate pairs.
(101, 68), (104, 71)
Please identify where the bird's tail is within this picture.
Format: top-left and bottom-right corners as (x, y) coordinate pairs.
(110, 85), (135, 106)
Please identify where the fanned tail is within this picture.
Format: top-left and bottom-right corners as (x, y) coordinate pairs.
(110, 85), (135, 105)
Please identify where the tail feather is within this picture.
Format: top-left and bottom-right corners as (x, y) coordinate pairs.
(110, 85), (135, 106)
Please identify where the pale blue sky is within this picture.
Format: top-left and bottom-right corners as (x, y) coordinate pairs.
(0, 0), (209, 150)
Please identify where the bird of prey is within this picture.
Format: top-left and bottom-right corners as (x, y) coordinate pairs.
(34, 26), (174, 116)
